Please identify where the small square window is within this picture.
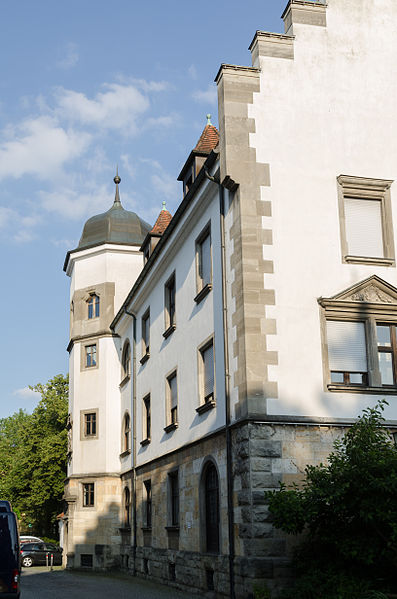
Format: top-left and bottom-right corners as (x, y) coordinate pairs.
(85, 344), (97, 368)
(338, 175), (394, 266)
(83, 483), (95, 507)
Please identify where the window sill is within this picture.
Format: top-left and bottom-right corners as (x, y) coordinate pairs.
(165, 526), (180, 532)
(196, 399), (216, 415)
(194, 283), (212, 304)
(140, 352), (150, 365)
(164, 422), (178, 434)
(163, 324), (176, 339)
(82, 435), (98, 441)
(119, 526), (131, 533)
(344, 255), (395, 267)
(140, 438), (151, 447)
(119, 375), (130, 388)
(120, 449), (131, 458)
(141, 527), (152, 533)
(328, 384), (397, 395)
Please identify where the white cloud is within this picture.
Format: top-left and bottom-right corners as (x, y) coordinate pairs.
(0, 116), (91, 181)
(13, 387), (40, 400)
(121, 154), (135, 179)
(192, 84), (217, 106)
(0, 207), (17, 228)
(188, 64), (198, 80)
(151, 169), (178, 201)
(115, 75), (170, 92)
(54, 83), (150, 134)
(57, 43), (79, 70)
(39, 183), (111, 220)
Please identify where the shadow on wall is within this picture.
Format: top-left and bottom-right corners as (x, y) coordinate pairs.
(64, 501), (132, 571)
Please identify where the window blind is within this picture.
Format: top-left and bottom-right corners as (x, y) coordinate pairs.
(344, 197), (384, 257)
(326, 320), (367, 372)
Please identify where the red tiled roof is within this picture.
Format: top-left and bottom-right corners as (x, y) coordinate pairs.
(194, 124), (219, 153)
(151, 208), (172, 235)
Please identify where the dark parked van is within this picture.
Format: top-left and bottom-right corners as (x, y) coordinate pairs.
(0, 501), (20, 598)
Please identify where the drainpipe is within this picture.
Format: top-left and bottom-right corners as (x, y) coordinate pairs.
(204, 168), (235, 599)
(124, 308), (137, 576)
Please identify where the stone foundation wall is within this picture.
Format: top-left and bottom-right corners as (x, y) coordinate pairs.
(232, 420), (347, 597)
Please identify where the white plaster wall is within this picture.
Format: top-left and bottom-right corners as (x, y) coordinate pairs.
(69, 337), (121, 475)
(127, 182), (226, 467)
(249, 0), (397, 420)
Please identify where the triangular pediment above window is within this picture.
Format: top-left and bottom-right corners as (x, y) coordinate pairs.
(319, 276), (397, 307)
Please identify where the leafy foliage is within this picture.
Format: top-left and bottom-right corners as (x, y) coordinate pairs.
(0, 374), (68, 537)
(266, 401), (397, 598)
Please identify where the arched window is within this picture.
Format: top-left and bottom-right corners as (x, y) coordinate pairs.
(203, 462), (220, 554)
(123, 413), (131, 453)
(124, 487), (131, 527)
(88, 294), (100, 319)
(122, 342), (131, 380)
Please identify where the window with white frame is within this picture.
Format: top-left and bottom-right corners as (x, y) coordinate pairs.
(121, 341), (131, 380)
(319, 276), (397, 392)
(338, 175), (394, 266)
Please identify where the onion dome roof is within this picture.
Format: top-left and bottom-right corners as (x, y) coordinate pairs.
(78, 172), (151, 250)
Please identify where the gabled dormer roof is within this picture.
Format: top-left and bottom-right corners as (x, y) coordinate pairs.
(178, 115), (219, 183)
(151, 202), (172, 236)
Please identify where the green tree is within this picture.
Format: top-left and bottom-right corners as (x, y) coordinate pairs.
(266, 401), (397, 599)
(0, 374), (68, 537)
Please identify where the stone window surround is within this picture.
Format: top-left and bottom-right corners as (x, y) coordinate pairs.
(196, 334), (216, 415)
(319, 287), (397, 394)
(80, 339), (99, 371)
(164, 368), (178, 433)
(194, 221), (213, 304)
(82, 481), (95, 508)
(140, 308), (150, 364)
(120, 339), (131, 385)
(80, 409), (98, 441)
(166, 469), (180, 530)
(337, 174), (395, 266)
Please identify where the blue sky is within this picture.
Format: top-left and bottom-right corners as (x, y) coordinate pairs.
(0, 0), (286, 418)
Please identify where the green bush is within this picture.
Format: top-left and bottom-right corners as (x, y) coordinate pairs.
(266, 401), (397, 598)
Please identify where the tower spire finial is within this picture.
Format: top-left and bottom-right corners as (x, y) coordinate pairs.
(206, 114), (212, 126)
(113, 167), (121, 205)
(162, 200), (166, 211)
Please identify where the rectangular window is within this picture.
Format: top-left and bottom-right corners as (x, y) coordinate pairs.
(85, 413), (96, 437)
(376, 324), (397, 386)
(142, 310), (150, 358)
(166, 372), (178, 429)
(143, 395), (151, 441)
(196, 227), (212, 301)
(83, 483), (94, 507)
(168, 471), (179, 527)
(201, 341), (215, 402)
(85, 344), (97, 368)
(144, 480), (152, 528)
(164, 273), (176, 336)
(326, 320), (368, 386)
(338, 175), (394, 266)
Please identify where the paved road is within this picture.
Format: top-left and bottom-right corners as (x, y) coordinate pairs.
(20, 567), (193, 599)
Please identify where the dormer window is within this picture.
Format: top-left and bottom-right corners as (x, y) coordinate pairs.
(88, 294), (100, 319)
(183, 166), (194, 197)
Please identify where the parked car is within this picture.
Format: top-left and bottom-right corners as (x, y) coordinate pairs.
(20, 543), (62, 567)
(19, 536), (43, 545)
(0, 501), (20, 597)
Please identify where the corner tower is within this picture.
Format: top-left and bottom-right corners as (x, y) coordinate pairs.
(63, 173), (151, 569)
